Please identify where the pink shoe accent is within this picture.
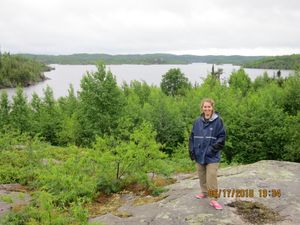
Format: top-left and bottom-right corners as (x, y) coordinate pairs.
(210, 200), (223, 209)
(195, 193), (207, 199)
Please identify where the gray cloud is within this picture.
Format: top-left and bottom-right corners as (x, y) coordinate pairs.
(0, 0), (300, 55)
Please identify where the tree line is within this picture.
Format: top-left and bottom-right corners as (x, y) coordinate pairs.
(0, 63), (299, 163)
(243, 54), (300, 70)
(18, 53), (264, 65)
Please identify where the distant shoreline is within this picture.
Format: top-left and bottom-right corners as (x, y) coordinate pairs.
(16, 53), (300, 70)
(0, 74), (50, 89)
(16, 53), (265, 67)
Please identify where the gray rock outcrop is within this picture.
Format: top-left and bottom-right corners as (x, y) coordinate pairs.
(89, 160), (300, 225)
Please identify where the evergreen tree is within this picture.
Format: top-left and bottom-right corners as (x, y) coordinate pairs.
(0, 91), (10, 129)
(283, 113), (300, 162)
(31, 92), (42, 114)
(10, 87), (31, 132)
(57, 84), (79, 146)
(253, 72), (271, 90)
(229, 68), (251, 96)
(39, 86), (62, 145)
(30, 92), (42, 134)
(283, 73), (300, 115)
(211, 64), (223, 81)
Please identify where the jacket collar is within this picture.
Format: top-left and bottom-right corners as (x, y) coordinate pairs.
(201, 112), (219, 122)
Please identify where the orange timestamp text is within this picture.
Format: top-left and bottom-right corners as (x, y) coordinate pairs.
(208, 188), (281, 198)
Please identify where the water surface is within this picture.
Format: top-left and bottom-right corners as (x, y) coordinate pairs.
(1, 63), (292, 100)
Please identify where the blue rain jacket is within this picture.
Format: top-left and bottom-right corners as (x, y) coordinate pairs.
(189, 112), (226, 164)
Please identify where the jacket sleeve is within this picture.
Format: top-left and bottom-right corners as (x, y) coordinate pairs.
(189, 130), (195, 161)
(212, 118), (226, 152)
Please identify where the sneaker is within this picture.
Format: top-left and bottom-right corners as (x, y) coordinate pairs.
(210, 200), (223, 210)
(195, 193), (207, 199)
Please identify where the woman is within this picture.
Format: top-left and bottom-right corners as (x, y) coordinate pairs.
(189, 98), (226, 210)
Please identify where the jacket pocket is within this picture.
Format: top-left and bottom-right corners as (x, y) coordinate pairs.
(206, 146), (216, 157)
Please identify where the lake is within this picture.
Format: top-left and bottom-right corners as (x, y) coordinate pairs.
(1, 63), (292, 100)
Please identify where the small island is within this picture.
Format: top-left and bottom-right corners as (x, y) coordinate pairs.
(0, 52), (51, 89)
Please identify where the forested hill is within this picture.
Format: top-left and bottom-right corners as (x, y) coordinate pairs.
(0, 53), (51, 88)
(17, 53), (265, 65)
(243, 54), (300, 70)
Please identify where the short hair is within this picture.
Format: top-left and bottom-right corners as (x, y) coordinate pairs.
(200, 98), (215, 110)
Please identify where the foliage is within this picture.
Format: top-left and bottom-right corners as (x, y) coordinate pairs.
(38, 86), (63, 145)
(32, 151), (99, 207)
(142, 92), (186, 154)
(10, 87), (31, 132)
(0, 53), (49, 88)
(56, 85), (79, 146)
(228, 68), (251, 97)
(227, 94), (287, 163)
(76, 63), (124, 146)
(94, 122), (170, 194)
(243, 54), (300, 69)
(253, 72), (272, 90)
(160, 68), (191, 96)
(0, 62), (299, 224)
(168, 141), (195, 172)
(0, 191), (90, 225)
(282, 73), (300, 115)
(0, 91), (10, 128)
(18, 53), (265, 65)
(283, 113), (300, 162)
(1, 65), (299, 164)
(127, 80), (151, 106)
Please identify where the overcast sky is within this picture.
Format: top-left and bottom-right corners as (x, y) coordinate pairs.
(1, 0), (300, 56)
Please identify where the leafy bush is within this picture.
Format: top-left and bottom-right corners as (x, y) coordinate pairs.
(0, 192), (90, 225)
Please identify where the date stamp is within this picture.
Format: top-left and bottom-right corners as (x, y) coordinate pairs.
(208, 188), (281, 198)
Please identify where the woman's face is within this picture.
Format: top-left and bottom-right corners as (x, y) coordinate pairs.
(202, 101), (213, 117)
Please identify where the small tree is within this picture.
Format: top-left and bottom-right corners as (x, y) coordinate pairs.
(141, 91), (186, 154)
(253, 72), (271, 90)
(229, 68), (251, 96)
(283, 73), (300, 115)
(76, 63), (124, 146)
(10, 87), (31, 132)
(160, 68), (191, 96)
(211, 64), (223, 81)
(94, 122), (168, 194)
(129, 80), (151, 106)
(0, 91), (10, 129)
(37, 86), (62, 145)
(283, 113), (300, 162)
(56, 84), (79, 146)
